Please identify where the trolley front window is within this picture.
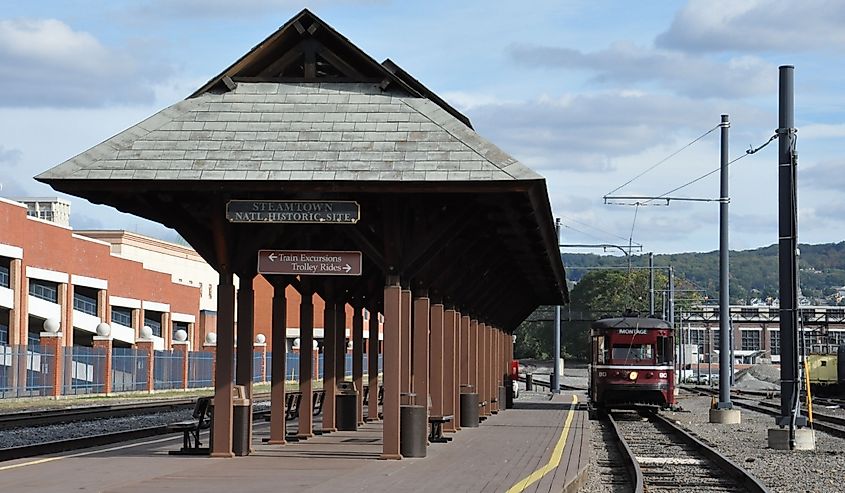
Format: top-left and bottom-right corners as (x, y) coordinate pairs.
(611, 344), (653, 361)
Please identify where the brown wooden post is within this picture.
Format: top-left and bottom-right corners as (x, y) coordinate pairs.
(459, 313), (470, 398)
(298, 286), (315, 440)
(40, 329), (63, 398)
(170, 339), (189, 391)
(381, 279), (402, 460)
(334, 302), (346, 421)
(92, 335), (114, 394)
(322, 299), (337, 433)
(479, 322), (489, 417)
(469, 318), (478, 404)
(268, 280), (288, 445)
(443, 308), (458, 432)
(412, 294), (430, 436)
(235, 279), (255, 455)
(211, 274), (235, 458)
(352, 306), (364, 425)
(429, 303), (444, 418)
(400, 288), (412, 401)
(367, 307), (380, 422)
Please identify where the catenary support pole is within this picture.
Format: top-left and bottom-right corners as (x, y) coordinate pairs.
(552, 218), (561, 394)
(776, 65), (805, 433)
(717, 114), (733, 410)
(649, 252), (655, 316)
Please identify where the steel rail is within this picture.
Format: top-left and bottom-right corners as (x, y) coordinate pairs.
(604, 413), (644, 493)
(651, 412), (770, 493)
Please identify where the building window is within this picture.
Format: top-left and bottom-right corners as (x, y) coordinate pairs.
(741, 330), (761, 351)
(173, 320), (189, 338)
(712, 329), (720, 351)
(73, 287), (98, 316)
(111, 306), (132, 327)
(688, 329), (705, 351)
(770, 331), (780, 355)
(0, 261), (10, 288)
(29, 279), (58, 303)
(0, 310), (9, 346)
(144, 312), (162, 338)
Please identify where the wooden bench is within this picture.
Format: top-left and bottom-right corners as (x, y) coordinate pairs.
(167, 396), (212, 455)
(363, 385), (385, 405)
(313, 390), (326, 415)
(428, 415), (454, 443)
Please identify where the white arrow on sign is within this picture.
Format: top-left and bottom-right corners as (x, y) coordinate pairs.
(268, 253), (277, 262)
(343, 264), (351, 273)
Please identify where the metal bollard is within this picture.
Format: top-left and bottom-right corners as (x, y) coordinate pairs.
(525, 373), (533, 391)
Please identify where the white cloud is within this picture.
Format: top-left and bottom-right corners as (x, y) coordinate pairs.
(800, 123), (845, 140)
(656, 0), (845, 53)
(0, 19), (161, 107)
(132, 0), (385, 19)
(801, 159), (845, 191)
(466, 90), (724, 172)
(508, 42), (775, 98)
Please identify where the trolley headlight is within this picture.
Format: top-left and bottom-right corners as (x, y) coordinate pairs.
(628, 371), (638, 381)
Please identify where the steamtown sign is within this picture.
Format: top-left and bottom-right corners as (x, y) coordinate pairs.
(226, 200), (360, 224)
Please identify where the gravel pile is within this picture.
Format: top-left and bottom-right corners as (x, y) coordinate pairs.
(734, 364), (781, 391)
(664, 395), (843, 493)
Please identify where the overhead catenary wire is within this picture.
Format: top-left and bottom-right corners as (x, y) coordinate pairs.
(604, 124), (721, 197)
(560, 214), (639, 245)
(605, 132), (780, 206)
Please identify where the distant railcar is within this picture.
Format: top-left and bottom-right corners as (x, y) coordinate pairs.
(589, 315), (677, 411)
(805, 344), (845, 396)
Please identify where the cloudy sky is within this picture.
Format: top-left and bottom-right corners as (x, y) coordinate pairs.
(0, 0), (843, 255)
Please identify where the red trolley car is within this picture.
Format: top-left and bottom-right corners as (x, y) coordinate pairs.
(589, 315), (677, 411)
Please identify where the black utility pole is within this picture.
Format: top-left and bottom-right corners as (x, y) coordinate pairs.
(776, 65), (806, 439)
(717, 114), (732, 410)
(552, 218), (561, 394)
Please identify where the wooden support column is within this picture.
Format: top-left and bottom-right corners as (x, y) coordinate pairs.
(334, 301), (346, 390)
(459, 314), (470, 395)
(352, 307), (364, 425)
(400, 289), (412, 400)
(235, 278), (255, 455)
(412, 294), (430, 429)
(469, 318), (478, 401)
(367, 308), (380, 422)
(480, 322), (489, 416)
(429, 303), (444, 418)
(322, 299), (337, 433)
(443, 308), (458, 432)
(297, 286), (315, 439)
(268, 280), (288, 445)
(211, 274), (235, 458)
(381, 279), (402, 460)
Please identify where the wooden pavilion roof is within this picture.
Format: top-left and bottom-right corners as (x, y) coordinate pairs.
(36, 9), (567, 330)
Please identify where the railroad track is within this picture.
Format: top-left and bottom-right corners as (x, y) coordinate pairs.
(0, 392), (275, 462)
(685, 387), (845, 439)
(604, 410), (769, 493)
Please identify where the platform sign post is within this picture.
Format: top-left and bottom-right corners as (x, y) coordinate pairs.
(258, 250), (362, 276)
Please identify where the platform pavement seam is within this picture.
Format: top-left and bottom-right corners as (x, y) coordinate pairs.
(505, 394), (578, 493)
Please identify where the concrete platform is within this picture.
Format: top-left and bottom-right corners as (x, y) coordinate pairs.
(0, 393), (589, 493)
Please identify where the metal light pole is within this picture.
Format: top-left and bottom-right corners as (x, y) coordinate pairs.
(649, 252), (655, 316)
(552, 218), (561, 394)
(717, 114), (733, 410)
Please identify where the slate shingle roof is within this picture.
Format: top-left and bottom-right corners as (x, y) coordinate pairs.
(37, 83), (542, 183)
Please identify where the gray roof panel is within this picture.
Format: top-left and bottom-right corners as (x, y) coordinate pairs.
(37, 83), (544, 183)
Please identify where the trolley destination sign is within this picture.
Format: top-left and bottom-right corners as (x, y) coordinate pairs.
(258, 250), (362, 276)
(226, 200), (360, 224)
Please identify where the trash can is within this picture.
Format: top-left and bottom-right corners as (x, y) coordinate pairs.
(336, 381), (358, 431)
(525, 373), (533, 391)
(505, 376), (514, 408)
(459, 385), (479, 428)
(232, 385), (251, 456)
(400, 404), (426, 457)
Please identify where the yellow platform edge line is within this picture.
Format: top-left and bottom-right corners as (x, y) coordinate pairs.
(506, 394), (579, 493)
